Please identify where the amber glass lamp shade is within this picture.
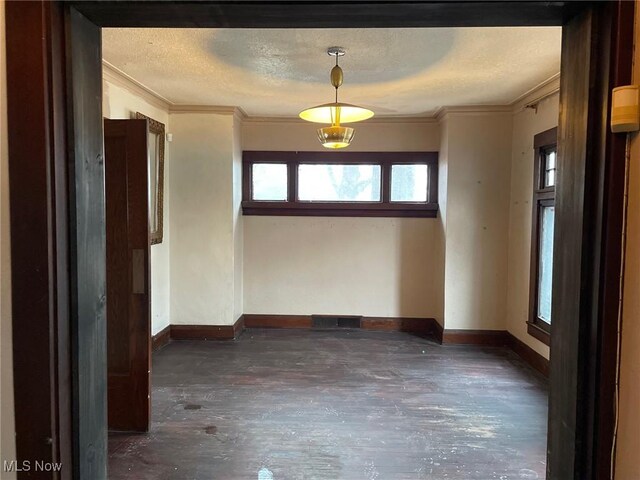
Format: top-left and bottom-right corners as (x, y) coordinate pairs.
(317, 125), (355, 149)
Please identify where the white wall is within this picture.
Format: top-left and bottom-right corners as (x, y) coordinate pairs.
(242, 120), (445, 323)
(440, 112), (514, 330)
(0, 0), (16, 475)
(233, 115), (244, 322)
(242, 119), (441, 153)
(102, 79), (171, 335)
(506, 93), (558, 359)
(244, 216), (444, 319)
(169, 112), (242, 326)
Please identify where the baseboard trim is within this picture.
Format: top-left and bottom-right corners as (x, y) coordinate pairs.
(244, 314), (438, 336)
(171, 324), (235, 340)
(151, 325), (171, 351)
(442, 329), (511, 346)
(171, 316), (245, 341)
(244, 314), (312, 329)
(361, 316), (438, 336)
(234, 314), (245, 338)
(506, 332), (550, 377)
(432, 320), (444, 343)
(441, 328), (549, 378)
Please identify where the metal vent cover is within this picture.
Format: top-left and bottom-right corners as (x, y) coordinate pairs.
(312, 315), (362, 329)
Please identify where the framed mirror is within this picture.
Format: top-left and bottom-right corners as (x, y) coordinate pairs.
(136, 112), (165, 245)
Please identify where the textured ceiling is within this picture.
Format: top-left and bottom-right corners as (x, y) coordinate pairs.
(102, 27), (561, 117)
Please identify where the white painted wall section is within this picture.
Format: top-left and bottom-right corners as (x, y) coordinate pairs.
(440, 112), (514, 331)
(169, 112), (241, 326)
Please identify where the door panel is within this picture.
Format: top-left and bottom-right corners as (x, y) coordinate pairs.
(104, 118), (151, 432)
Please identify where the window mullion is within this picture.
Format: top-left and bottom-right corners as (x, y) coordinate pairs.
(288, 159), (297, 203)
(382, 163), (391, 203)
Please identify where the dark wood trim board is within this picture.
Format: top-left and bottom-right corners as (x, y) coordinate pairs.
(170, 317), (245, 341)
(361, 317), (439, 336)
(442, 329), (549, 378)
(244, 314), (312, 329)
(442, 329), (511, 347)
(6, 2), (74, 475)
(243, 314), (438, 337)
(151, 325), (171, 352)
(507, 333), (550, 378)
(71, 1), (574, 28)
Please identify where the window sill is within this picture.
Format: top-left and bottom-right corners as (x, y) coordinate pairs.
(242, 201), (438, 218)
(527, 321), (550, 346)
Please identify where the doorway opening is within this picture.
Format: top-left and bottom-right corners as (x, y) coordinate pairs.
(4, 2), (633, 479)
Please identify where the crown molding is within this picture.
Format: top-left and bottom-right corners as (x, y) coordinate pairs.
(169, 104), (248, 121)
(510, 73), (560, 113)
(434, 105), (513, 122)
(103, 60), (559, 124)
(102, 60), (249, 120)
(102, 60), (172, 112)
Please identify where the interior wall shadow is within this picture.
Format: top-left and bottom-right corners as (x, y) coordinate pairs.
(397, 218), (444, 326)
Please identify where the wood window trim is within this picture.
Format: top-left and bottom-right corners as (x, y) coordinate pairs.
(527, 127), (558, 347)
(242, 151), (439, 217)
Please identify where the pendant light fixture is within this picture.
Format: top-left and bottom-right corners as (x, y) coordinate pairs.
(299, 47), (374, 149)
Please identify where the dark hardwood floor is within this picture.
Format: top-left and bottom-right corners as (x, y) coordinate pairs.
(108, 329), (548, 480)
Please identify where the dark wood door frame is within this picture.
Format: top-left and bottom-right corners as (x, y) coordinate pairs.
(548, 3), (633, 478)
(5, 1), (632, 479)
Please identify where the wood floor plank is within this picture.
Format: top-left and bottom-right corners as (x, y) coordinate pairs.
(108, 329), (548, 479)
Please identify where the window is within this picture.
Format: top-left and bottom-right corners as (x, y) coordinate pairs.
(528, 127), (558, 346)
(390, 164), (429, 202)
(242, 151), (438, 217)
(251, 163), (288, 201)
(298, 164), (382, 202)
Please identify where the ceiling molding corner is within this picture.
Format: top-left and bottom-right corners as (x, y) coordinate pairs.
(435, 105), (513, 122)
(102, 60), (172, 112)
(168, 104), (244, 116)
(510, 73), (560, 113)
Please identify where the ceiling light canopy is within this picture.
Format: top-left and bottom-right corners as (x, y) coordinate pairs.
(300, 47), (374, 149)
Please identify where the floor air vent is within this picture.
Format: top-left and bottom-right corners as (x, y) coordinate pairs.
(312, 315), (362, 329)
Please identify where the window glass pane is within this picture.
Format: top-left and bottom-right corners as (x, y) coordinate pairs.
(544, 149), (557, 188)
(537, 205), (555, 324)
(252, 163), (287, 201)
(545, 168), (556, 187)
(390, 164), (429, 202)
(547, 150), (556, 169)
(298, 164), (381, 202)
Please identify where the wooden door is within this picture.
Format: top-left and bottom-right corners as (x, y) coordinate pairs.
(104, 118), (151, 432)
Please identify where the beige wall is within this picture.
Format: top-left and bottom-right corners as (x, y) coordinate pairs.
(615, 3), (640, 477)
(233, 115), (244, 322)
(244, 216), (444, 319)
(440, 112), (514, 330)
(103, 79), (171, 335)
(242, 119), (440, 152)
(0, 0), (16, 475)
(506, 93), (558, 359)
(242, 120), (445, 322)
(169, 112), (242, 326)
